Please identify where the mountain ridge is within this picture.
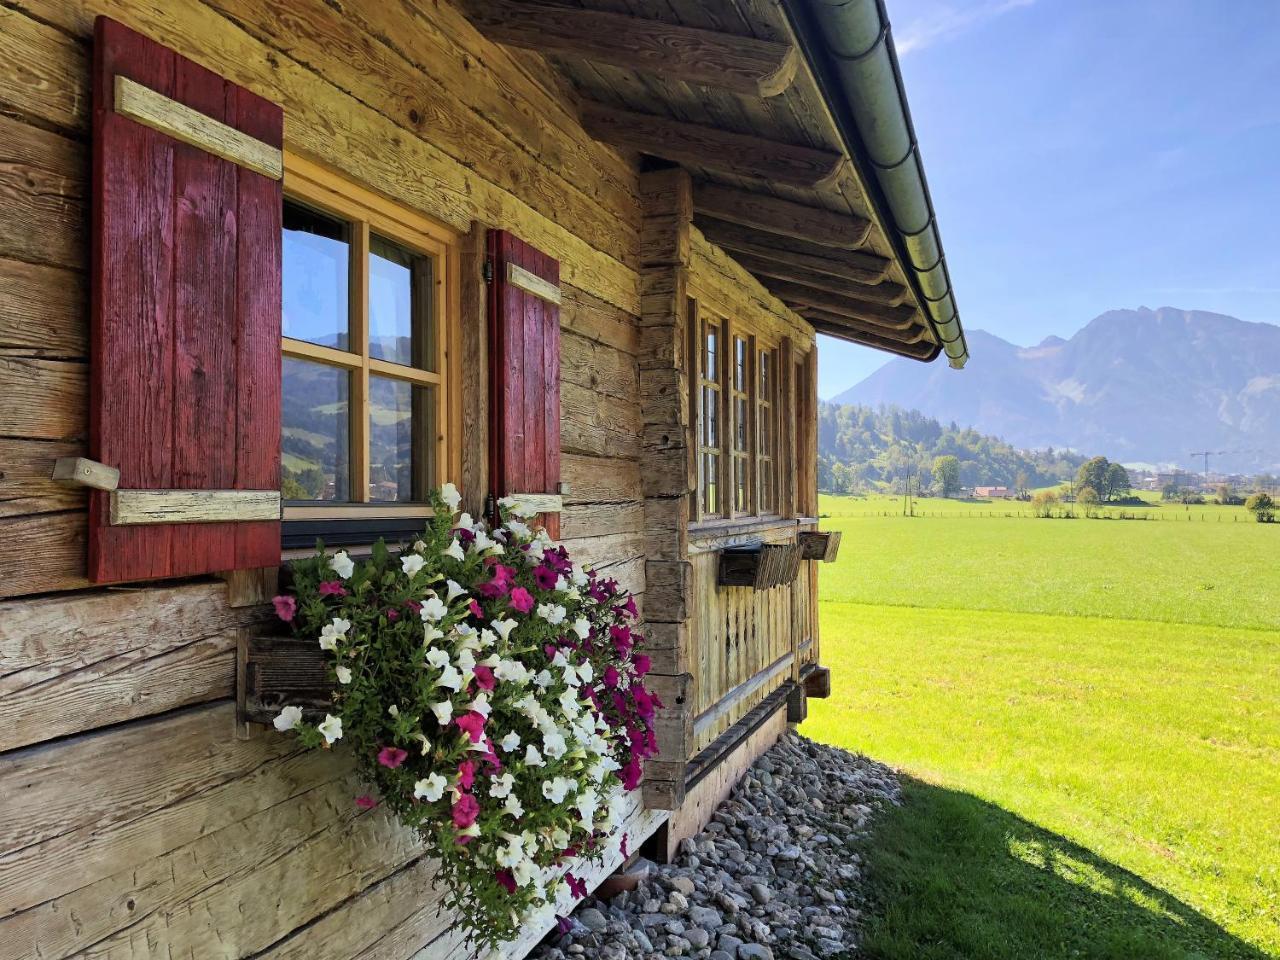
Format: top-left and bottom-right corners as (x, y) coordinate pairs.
(831, 307), (1280, 472)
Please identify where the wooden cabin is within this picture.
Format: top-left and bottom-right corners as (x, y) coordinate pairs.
(0, 0), (969, 956)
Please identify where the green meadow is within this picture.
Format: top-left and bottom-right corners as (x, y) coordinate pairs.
(803, 494), (1280, 959)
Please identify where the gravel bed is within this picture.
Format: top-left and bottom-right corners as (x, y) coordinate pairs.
(531, 732), (901, 960)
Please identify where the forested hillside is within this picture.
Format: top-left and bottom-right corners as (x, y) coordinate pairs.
(818, 402), (1087, 494)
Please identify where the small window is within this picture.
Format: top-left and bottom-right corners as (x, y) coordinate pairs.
(757, 348), (776, 513)
(281, 157), (455, 524)
(731, 336), (751, 514)
(698, 317), (723, 517)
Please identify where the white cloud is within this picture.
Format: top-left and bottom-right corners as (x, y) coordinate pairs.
(894, 0), (1036, 56)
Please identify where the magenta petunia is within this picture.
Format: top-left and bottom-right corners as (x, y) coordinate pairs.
(378, 746), (409, 769)
(632, 685), (656, 721)
(620, 757), (643, 791)
(508, 586), (534, 613)
(532, 565), (558, 590)
(271, 594), (297, 622)
(318, 580), (347, 597)
(632, 653), (652, 677)
(557, 916), (572, 935)
(468, 598), (484, 618)
(457, 759), (477, 790)
(603, 665), (620, 689)
(386, 608), (400, 621)
(455, 711), (487, 744)
(496, 869), (517, 894)
(566, 873), (588, 899)
(355, 794), (378, 810)
(620, 832), (630, 858)
(452, 792), (480, 829)
(622, 596), (638, 618)
(473, 664), (496, 692)
(610, 623), (633, 657)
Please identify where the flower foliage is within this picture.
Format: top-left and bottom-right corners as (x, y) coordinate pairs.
(270, 485), (659, 949)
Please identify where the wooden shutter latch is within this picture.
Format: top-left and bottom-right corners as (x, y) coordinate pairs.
(54, 458), (279, 524)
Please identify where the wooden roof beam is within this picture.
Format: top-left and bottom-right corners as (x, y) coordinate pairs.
(800, 307), (933, 345)
(466, 1), (798, 98)
(729, 251), (905, 305)
(765, 279), (919, 330)
(805, 315), (936, 357)
(698, 217), (890, 284)
(580, 103), (845, 190)
(694, 183), (870, 250)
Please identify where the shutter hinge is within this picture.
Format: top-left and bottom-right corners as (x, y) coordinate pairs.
(484, 492), (497, 525)
(483, 259), (494, 283)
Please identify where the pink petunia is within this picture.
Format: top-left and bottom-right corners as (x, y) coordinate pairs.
(405, 599), (422, 614)
(632, 653), (652, 677)
(456, 759), (477, 790)
(495, 869), (517, 894)
(508, 586), (534, 613)
(566, 873), (588, 899)
(610, 624), (633, 657)
(452, 792), (480, 829)
(632, 685), (656, 721)
(622, 596), (638, 619)
(318, 580), (347, 597)
(603, 665), (621, 689)
(386, 608), (400, 622)
(620, 758), (643, 791)
(378, 746), (408, 769)
(455, 711), (487, 744)
(355, 794), (378, 810)
(468, 599), (485, 619)
(271, 595), (297, 622)
(473, 665), (496, 692)
(557, 916), (572, 935)
(620, 833), (630, 858)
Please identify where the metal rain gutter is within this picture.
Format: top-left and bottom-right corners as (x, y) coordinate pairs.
(783, 0), (969, 369)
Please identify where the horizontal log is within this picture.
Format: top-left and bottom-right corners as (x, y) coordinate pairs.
(697, 216), (889, 283)
(0, 356), (86, 441)
(560, 379), (643, 460)
(467, 0), (796, 98)
(0, 510), (88, 599)
(0, 114), (87, 273)
(802, 311), (936, 358)
(561, 453), (642, 503)
(0, 6), (88, 131)
(560, 499), (645, 540)
(800, 306), (931, 343)
(561, 283), (641, 356)
(0, 256), (87, 358)
(693, 182), (869, 249)
(0, 437), (86, 517)
(764, 278), (918, 328)
(729, 250), (906, 305)
(560, 327), (639, 403)
(580, 102), (844, 190)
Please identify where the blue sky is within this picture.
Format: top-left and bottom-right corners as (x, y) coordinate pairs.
(818, 0), (1280, 398)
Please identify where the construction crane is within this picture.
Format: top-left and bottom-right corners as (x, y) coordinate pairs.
(1188, 450), (1261, 482)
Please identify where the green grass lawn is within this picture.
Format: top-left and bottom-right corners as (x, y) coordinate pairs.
(802, 498), (1280, 958)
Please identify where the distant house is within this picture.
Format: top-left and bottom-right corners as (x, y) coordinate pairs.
(974, 485), (1014, 498)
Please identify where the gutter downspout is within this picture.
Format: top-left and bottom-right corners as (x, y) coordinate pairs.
(783, 0), (969, 369)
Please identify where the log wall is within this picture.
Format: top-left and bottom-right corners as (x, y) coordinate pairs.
(0, 0), (657, 955)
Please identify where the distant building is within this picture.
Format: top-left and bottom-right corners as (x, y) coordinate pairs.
(973, 485), (1013, 498)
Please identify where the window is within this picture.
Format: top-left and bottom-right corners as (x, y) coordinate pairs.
(281, 155), (455, 521)
(731, 336), (751, 513)
(698, 314), (723, 517)
(757, 347), (776, 513)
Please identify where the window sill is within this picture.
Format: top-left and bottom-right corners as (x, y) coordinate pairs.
(687, 514), (800, 553)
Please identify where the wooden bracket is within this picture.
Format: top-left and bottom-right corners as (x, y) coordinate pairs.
(797, 530), (841, 562)
(803, 665), (832, 699)
(717, 541), (802, 590)
(236, 631), (333, 734)
(51, 457), (120, 491)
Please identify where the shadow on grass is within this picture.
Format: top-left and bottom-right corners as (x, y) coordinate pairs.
(857, 777), (1267, 960)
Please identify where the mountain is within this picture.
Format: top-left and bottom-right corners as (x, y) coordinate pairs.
(831, 307), (1280, 473)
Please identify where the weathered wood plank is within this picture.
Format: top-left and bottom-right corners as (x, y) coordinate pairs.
(0, 7), (88, 131)
(560, 379), (643, 460)
(0, 438), (86, 516)
(0, 257), (87, 358)
(730, 249), (906, 305)
(0, 511), (88, 598)
(560, 453), (642, 503)
(697, 216), (890, 281)
(0, 357), (86, 440)
(560, 328), (639, 403)
(109, 488), (281, 525)
(0, 582), (271, 752)
(560, 283), (640, 355)
(0, 114), (86, 272)
(693, 182), (869, 249)
(560, 499), (645, 540)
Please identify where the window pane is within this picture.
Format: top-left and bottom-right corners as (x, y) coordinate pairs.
(369, 375), (434, 502)
(369, 234), (434, 370)
(760, 461), (772, 512)
(283, 201), (349, 351)
(704, 453), (719, 515)
(735, 458), (748, 511)
(281, 357), (350, 501)
(759, 408), (770, 454)
(734, 338), (747, 390)
(703, 386), (718, 447)
(735, 397), (748, 451)
(705, 324), (718, 379)
(760, 350), (771, 395)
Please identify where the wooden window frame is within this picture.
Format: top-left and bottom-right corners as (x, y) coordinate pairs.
(756, 344), (777, 514)
(695, 305), (725, 520)
(281, 152), (461, 525)
(730, 332), (751, 517)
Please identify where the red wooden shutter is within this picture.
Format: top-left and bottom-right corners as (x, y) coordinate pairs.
(89, 17), (283, 583)
(487, 231), (562, 539)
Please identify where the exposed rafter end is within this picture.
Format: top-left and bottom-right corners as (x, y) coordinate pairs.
(696, 217), (889, 283)
(580, 103), (845, 190)
(693, 182), (869, 250)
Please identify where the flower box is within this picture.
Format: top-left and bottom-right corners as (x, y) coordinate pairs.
(796, 530), (841, 562)
(716, 541), (802, 590)
(236, 631), (332, 731)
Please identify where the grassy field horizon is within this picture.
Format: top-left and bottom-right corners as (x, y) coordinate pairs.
(803, 493), (1279, 958)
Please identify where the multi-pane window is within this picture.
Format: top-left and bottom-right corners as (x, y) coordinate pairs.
(757, 348), (776, 513)
(281, 158), (452, 516)
(698, 316), (723, 517)
(731, 336), (751, 513)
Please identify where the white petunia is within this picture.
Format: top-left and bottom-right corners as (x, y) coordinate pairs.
(425, 647), (451, 670)
(401, 553), (426, 577)
(445, 579), (468, 602)
(551, 826), (570, 850)
(317, 713), (343, 744)
(500, 731), (522, 752)
(273, 705), (303, 732)
(576, 791), (599, 828)
(505, 519), (531, 541)
(576, 661), (594, 684)
(493, 659), (528, 684)
(429, 700), (454, 725)
(319, 617), (351, 651)
(542, 731), (568, 759)
(436, 665), (464, 692)
(572, 617), (591, 640)
(420, 597), (448, 622)
(456, 648), (477, 674)
(468, 691), (491, 718)
(536, 603), (567, 625)
(415, 732), (432, 756)
(329, 550), (355, 579)
(439, 482), (462, 511)
(423, 623), (444, 644)
(555, 576), (569, 592)
(492, 619), (518, 643)
(489, 772), (515, 799)
(496, 836), (524, 868)
(534, 669), (553, 689)
(497, 496), (516, 511)
(414, 772), (448, 802)
(541, 776), (573, 804)
(388, 704), (400, 718)
(318, 634), (339, 653)
(470, 529), (496, 553)
(444, 538), (465, 562)
(335, 665), (352, 684)
(558, 689), (581, 719)
(504, 794), (525, 819)
(512, 853), (538, 885)
(571, 564), (589, 587)
(525, 540), (545, 563)
(524, 744), (545, 767)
